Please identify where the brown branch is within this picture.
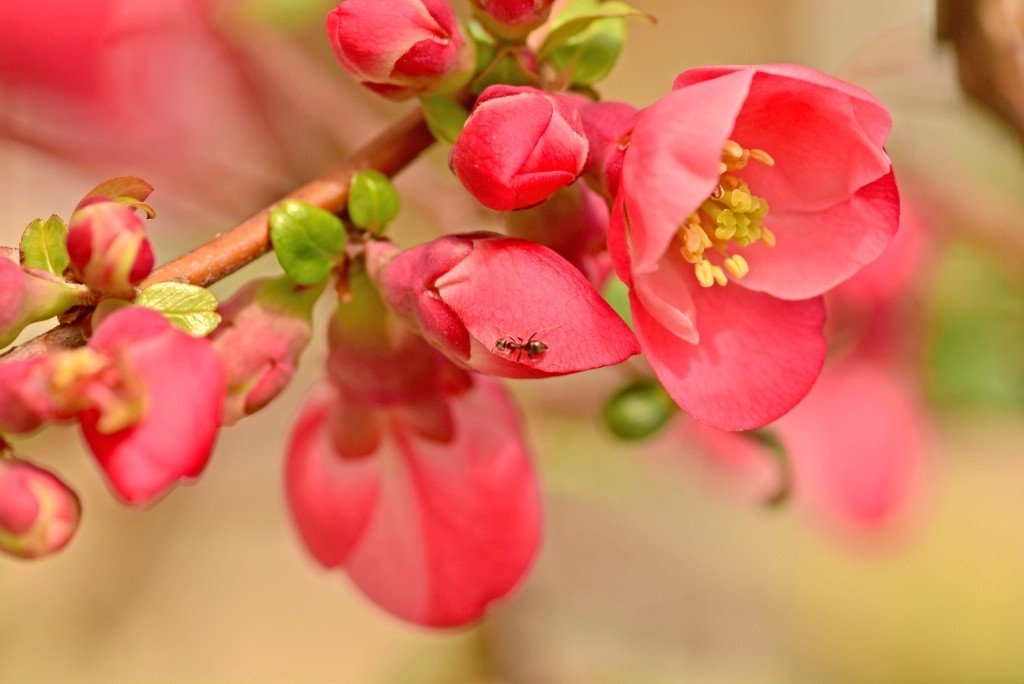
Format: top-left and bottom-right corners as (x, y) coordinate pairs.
(2, 109), (434, 363)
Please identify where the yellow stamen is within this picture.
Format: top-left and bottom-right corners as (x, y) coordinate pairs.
(674, 139), (776, 287)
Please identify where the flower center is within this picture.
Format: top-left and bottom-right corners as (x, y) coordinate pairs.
(677, 140), (775, 287)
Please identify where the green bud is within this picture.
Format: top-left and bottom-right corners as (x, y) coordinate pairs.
(269, 199), (348, 285)
(603, 378), (676, 441)
(347, 171), (400, 235)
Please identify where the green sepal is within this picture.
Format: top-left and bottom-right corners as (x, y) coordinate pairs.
(420, 95), (471, 144)
(548, 16), (626, 86)
(471, 48), (539, 93)
(135, 282), (222, 337)
(19, 215), (69, 277)
(348, 171), (400, 236)
(538, 0), (651, 61)
(268, 199), (348, 285)
(602, 378), (676, 441)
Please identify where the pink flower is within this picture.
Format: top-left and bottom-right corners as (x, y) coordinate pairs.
(607, 65), (899, 430)
(325, 0), (474, 100)
(368, 234), (638, 378)
(505, 182), (612, 287)
(287, 280), (541, 626)
(470, 0), (555, 40)
(67, 198), (155, 295)
(0, 356), (76, 434)
(0, 458), (81, 559)
(451, 85), (589, 211)
(76, 307), (226, 505)
(684, 360), (925, 534)
(210, 277), (320, 426)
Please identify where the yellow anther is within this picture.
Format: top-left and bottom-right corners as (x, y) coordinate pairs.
(694, 260), (715, 288)
(724, 254), (750, 278)
(675, 140), (776, 287)
(51, 349), (107, 393)
(750, 149), (775, 166)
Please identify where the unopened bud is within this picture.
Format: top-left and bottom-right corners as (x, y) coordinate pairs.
(0, 458), (81, 559)
(470, 0), (555, 41)
(66, 198), (154, 295)
(603, 378), (676, 440)
(326, 0), (475, 100)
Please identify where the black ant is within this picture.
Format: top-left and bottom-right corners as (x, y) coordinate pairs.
(494, 332), (550, 362)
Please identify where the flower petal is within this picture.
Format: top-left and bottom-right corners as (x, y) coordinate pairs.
(633, 283), (826, 431)
(80, 307), (226, 506)
(623, 70), (754, 274)
(674, 65), (893, 214)
(731, 171), (901, 299)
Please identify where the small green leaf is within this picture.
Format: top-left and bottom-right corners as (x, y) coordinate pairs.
(420, 95), (471, 144)
(20, 215), (69, 276)
(602, 379), (676, 441)
(268, 200), (348, 285)
(538, 0), (651, 61)
(136, 282), (222, 337)
(348, 171), (401, 235)
(548, 16), (626, 86)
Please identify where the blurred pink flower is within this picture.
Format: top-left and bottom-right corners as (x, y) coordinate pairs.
(287, 290), (541, 626)
(0, 458), (81, 559)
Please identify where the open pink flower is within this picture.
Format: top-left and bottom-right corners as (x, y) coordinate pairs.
(369, 234), (638, 379)
(605, 65), (899, 430)
(77, 307), (226, 505)
(451, 85), (589, 211)
(287, 282), (541, 626)
(0, 458), (81, 560)
(326, 0), (474, 100)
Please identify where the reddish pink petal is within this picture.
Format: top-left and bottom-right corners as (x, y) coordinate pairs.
(633, 283), (826, 431)
(286, 386), (382, 567)
(623, 71), (754, 274)
(607, 195), (633, 285)
(80, 308), (226, 506)
(778, 361), (925, 532)
(674, 65), (893, 214)
(343, 377), (542, 627)
(436, 237), (639, 377)
(286, 377), (542, 627)
(678, 420), (784, 505)
(632, 254), (698, 344)
(580, 100), (638, 199)
(731, 171), (901, 299)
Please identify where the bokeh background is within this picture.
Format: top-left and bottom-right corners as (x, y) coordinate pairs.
(2, 0), (1024, 682)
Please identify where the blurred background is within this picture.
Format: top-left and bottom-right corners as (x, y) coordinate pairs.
(2, 0), (1023, 682)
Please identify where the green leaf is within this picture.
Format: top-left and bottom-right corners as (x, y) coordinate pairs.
(348, 170), (401, 235)
(268, 200), (348, 285)
(20, 215), (69, 276)
(136, 282), (222, 337)
(420, 95), (471, 145)
(548, 16), (626, 86)
(78, 176), (153, 210)
(538, 0), (651, 61)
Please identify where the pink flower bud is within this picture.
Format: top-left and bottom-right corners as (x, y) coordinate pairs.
(210, 278), (319, 426)
(470, 0), (555, 40)
(66, 198), (155, 295)
(1, 257), (88, 348)
(505, 183), (612, 287)
(0, 356), (77, 434)
(325, 0), (474, 100)
(0, 458), (81, 559)
(369, 234), (638, 378)
(451, 85), (589, 211)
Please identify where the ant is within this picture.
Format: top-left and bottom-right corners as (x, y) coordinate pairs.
(494, 326), (561, 362)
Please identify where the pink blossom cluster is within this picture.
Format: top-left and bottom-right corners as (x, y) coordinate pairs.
(0, 0), (920, 629)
